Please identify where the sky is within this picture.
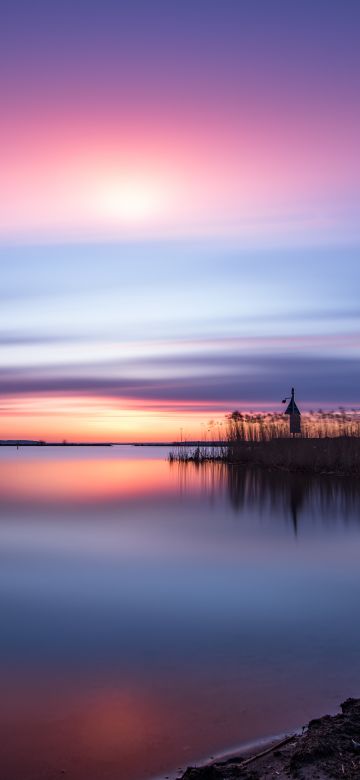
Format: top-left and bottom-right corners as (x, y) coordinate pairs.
(1, 0), (359, 441)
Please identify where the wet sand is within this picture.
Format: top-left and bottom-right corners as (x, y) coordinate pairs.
(180, 698), (360, 779)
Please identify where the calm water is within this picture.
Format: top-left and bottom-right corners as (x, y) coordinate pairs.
(1, 446), (360, 780)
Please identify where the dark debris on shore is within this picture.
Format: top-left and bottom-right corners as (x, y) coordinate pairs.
(180, 698), (360, 780)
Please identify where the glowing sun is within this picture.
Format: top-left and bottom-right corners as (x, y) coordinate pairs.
(96, 175), (169, 225)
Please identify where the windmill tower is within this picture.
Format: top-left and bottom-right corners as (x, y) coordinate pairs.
(282, 387), (301, 436)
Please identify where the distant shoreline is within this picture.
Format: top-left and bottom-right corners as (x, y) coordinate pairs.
(0, 441), (113, 447)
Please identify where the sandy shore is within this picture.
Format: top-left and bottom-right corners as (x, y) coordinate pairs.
(180, 698), (360, 779)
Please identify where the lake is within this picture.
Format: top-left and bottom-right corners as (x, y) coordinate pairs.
(1, 446), (360, 780)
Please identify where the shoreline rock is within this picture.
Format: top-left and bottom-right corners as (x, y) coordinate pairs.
(180, 698), (360, 779)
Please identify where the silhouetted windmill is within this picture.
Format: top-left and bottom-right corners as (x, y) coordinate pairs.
(282, 387), (301, 436)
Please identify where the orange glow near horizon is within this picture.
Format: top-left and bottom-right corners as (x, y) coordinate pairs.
(1, 392), (349, 443)
(0, 393), (230, 443)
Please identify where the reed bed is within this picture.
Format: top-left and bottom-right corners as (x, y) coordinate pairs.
(226, 409), (360, 441)
(226, 436), (360, 476)
(169, 410), (360, 476)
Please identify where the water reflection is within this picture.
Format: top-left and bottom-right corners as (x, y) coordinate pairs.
(174, 460), (360, 536)
(0, 448), (360, 780)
